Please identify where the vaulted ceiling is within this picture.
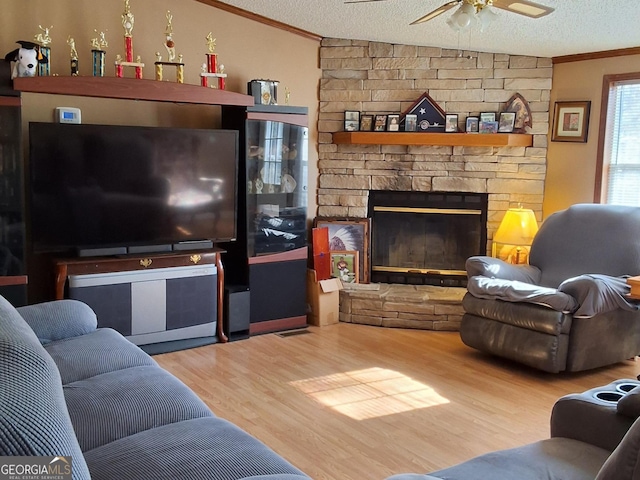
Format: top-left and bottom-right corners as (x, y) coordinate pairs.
(211, 0), (640, 58)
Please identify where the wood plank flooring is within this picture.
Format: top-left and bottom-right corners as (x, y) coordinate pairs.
(154, 324), (640, 480)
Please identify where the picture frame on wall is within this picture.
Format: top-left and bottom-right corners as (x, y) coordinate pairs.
(404, 114), (418, 132)
(360, 114), (374, 131)
(344, 111), (360, 132)
(313, 217), (370, 283)
(445, 114), (458, 132)
(498, 112), (516, 133)
(374, 115), (387, 132)
(387, 114), (400, 131)
(330, 251), (359, 284)
(480, 112), (496, 123)
(465, 116), (479, 133)
(552, 101), (591, 142)
(479, 121), (499, 134)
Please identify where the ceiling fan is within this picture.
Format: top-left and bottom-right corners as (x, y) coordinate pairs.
(344, 0), (554, 28)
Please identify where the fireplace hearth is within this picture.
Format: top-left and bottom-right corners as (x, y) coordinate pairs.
(368, 191), (487, 286)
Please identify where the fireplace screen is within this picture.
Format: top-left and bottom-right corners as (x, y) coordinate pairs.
(369, 191), (487, 285)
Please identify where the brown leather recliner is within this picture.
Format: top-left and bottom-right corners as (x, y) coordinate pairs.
(460, 203), (640, 373)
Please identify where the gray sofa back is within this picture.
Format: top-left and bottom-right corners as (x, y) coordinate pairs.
(530, 204), (640, 288)
(0, 295), (91, 479)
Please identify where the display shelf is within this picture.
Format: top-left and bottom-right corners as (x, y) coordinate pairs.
(333, 131), (533, 147)
(13, 76), (254, 106)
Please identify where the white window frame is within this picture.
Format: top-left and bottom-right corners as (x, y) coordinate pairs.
(595, 72), (640, 205)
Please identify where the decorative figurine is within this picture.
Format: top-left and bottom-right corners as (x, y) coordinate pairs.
(67, 36), (79, 76)
(115, 0), (144, 78)
(154, 10), (184, 83)
(91, 30), (108, 77)
(4, 41), (48, 79)
(34, 25), (52, 76)
(200, 31), (227, 89)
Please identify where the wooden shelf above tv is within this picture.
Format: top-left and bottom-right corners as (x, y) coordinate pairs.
(333, 131), (533, 147)
(13, 76), (254, 107)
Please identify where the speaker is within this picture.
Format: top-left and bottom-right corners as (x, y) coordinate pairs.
(224, 285), (250, 341)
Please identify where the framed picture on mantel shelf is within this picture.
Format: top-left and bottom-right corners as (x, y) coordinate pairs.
(313, 218), (370, 283)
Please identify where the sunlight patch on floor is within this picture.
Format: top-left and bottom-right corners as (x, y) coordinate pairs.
(289, 367), (449, 420)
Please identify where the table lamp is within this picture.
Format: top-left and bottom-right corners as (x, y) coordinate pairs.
(492, 207), (539, 264)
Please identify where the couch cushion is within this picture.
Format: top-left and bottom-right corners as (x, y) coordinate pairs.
(65, 365), (215, 451)
(0, 295), (91, 479)
(429, 438), (609, 480)
(17, 299), (97, 344)
(45, 327), (156, 384)
(596, 417), (640, 480)
(84, 417), (309, 480)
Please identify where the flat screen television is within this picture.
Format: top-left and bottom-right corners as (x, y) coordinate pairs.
(29, 122), (238, 255)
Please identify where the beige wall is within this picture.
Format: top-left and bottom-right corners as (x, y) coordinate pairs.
(544, 54), (640, 217)
(2, 0), (321, 213)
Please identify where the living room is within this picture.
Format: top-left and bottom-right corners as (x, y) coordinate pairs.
(3, 1), (640, 479)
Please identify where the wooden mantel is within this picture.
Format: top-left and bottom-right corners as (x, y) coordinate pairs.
(13, 76), (254, 107)
(333, 131), (533, 148)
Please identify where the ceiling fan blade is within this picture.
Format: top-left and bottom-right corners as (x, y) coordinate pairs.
(491, 0), (554, 18)
(410, 0), (460, 25)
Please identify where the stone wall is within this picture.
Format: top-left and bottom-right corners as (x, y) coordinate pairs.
(317, 38), (552, 249)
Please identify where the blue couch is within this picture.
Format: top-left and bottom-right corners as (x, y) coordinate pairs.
(0, 294), (310, 480)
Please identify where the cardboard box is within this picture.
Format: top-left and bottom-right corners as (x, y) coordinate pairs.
(307, 268), (343, 326)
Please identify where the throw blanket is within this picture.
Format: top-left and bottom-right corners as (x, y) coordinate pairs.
(467, 274), (640, 318)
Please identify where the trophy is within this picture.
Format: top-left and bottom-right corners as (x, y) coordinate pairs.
(91, 30), (108, 77)
(154, 11), (184, 83)
(200, 32), (227, 89)
(115, 0), (144, 78)
(67, 36), (79, 76)
(34, 25), (52, 76)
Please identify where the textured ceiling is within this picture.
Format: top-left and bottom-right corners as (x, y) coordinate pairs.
(214, 0), (640, 58)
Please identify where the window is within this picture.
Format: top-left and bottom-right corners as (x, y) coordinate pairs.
(596, 73), (640, 206)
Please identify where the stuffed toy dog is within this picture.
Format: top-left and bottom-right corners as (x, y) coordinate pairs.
(4, 41), (48, 79)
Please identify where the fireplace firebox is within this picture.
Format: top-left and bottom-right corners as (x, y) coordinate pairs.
(368, 191), (487, 286)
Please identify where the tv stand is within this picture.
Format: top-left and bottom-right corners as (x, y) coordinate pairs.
(54, 249), (227, 345)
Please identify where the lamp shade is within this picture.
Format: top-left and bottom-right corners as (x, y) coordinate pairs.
(493, 207), (539, 246)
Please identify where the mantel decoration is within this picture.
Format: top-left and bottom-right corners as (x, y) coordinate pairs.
(504, 93), (532, 133)
(552, 101), (591, 143)
(401, 92), (446, 132)
(34, 25), (53, 76)
(154, 11), (185, 83)
(115, 0), (144, 79)
(90, 30), (108, 77)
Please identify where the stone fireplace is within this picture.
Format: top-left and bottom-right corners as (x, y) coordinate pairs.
(368, 191), (487, 286)
(316, 38), (551, 253)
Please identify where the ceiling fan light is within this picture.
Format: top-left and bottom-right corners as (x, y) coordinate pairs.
(446, 14), (462, 31)
(477, 5), (498, 32)
(453, 3), (475, 28)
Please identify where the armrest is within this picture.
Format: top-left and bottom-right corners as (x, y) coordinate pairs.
(551, 380), (639, 452)
(17, 299), (98, 344)
(466, 256), (541, 284)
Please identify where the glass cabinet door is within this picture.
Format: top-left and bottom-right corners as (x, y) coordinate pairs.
(245, 119), (308, 257)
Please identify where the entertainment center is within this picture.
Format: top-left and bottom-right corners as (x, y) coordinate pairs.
(0, 73), (308, 351)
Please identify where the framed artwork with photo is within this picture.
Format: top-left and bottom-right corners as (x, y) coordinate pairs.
(480, 112), (496, 123)
(465, 116), (479, 133)
(313, 217), (370, 283)
(387, 114), (400, 131)
(330, 251), (359, 283)
(479, 121), (499, 134)
(404, 114), (418, 132)
(498, 112), (516, 132)
(360, 114), (374, 131)
(374, 115), (387, 132)
(344, 111), (360, 132)
(552, 101), (591, 142)
(445, 114), (458, 132)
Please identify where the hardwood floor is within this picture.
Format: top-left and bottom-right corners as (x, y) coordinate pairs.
(154, 324), (640, 480)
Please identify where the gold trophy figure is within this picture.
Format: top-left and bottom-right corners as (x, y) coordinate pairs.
(91, 30), (108, 77)
(201, 32), (226, 89)
(34, 25), (53, 76)
(154, 10), (183, 83)
(67, 36), (79, 76)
